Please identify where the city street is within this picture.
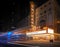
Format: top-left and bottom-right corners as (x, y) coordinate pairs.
(7, 40), (60, 47)
(0, 0), (60, 47)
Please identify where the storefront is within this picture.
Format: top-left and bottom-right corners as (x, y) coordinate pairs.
(26, 28), (54, 40)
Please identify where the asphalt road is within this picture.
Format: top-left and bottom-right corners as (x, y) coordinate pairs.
(0, 43), (27, 47)
(0, 41), (60, 47)
(7, 40), (60, 47)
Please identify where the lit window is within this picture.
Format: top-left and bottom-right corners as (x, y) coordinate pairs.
(31, 18), (34, 20)
(32, 9), (34, 11)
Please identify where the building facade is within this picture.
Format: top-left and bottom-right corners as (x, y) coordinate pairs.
(35, 0), (60, 33)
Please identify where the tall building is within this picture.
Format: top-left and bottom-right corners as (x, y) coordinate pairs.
(13, 1), (59, 40)
(30, 1), (37, 31)
(35, 0), (60, 33)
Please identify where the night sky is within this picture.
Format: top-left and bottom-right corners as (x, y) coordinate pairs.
(0, 0), (30, 32)
(0, 0), (60, 32)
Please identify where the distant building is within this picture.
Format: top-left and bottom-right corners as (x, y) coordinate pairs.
(35, 0), (60, 33)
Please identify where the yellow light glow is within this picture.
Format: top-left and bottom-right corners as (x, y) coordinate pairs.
(26, 28), (54, 35)
(50, 35), (54, 39)
(31, 8), (34, 11)
(26, 30), (46, 35)
(31, 25), (34, 27)
(48, 28), (54, 34)
(26, 28), (54, 40)
(31, 18), (34, 20)
(31, 22), (34, 24)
